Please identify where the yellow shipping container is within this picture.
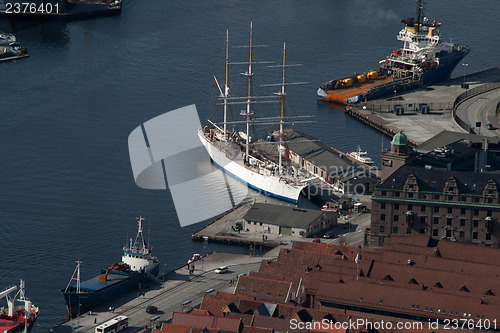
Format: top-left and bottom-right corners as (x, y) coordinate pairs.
(367, 71), (378, 80)
(343, 78), (353, 87)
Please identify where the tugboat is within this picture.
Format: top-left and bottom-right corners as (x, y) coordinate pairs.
(317, 0), (469, 104)
(0, 280), (39, 333)
(61, 217), (160, 318)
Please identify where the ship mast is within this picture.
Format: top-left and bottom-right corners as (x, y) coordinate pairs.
(64, 260), (82, 294)
(415, 0), (425, 33)
(278, 43), (286, 175)
(223, 29), (229, 140)
(241, 22), (254, 163)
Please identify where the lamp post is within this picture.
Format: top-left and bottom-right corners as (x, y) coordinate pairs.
(201, 236), (207, 272)
(162, 263), (166, 290)
(462, 63), (468, 89)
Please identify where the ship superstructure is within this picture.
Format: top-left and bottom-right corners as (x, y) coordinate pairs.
(0, 280), (39, 333)
(61, 217), (159, 318)
(317, 0), (469, 104)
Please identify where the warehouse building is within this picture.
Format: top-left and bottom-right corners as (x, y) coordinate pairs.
(243, 203), (336, 237)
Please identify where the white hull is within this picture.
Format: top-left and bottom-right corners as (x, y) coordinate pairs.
(198, 130), (305, 203)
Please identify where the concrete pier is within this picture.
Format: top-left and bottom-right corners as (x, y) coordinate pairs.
(344, 67), (500, 144)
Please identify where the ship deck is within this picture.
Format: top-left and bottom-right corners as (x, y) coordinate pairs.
(0, 318), (23, 333)
(323, 76), (395, 104)
(78, 272), (130, 292)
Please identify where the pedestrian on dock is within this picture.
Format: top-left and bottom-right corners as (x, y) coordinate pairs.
(94, 318), (97, 324)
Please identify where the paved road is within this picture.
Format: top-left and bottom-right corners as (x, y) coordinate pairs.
(117, 262), (261, 332)
(323, 212), (371, 247)
(50, 253), (271, 333)
(456, 89), (500, 137)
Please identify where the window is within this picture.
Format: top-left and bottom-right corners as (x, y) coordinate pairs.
(380, 226), (385, 232)
(460, 219), (466, 227)
(421, 206), (426, 212)
(488, 198), (493, 203)
(461, 208), (466, 215)
(487, 210), (492, 217)
(433, 229), (438, 236)
(394, 192), (400, 197)
(446, 230), (452, 237)
(394, 215), (399, 222)
(394, 203), (399, 210)
(447, 218), (452, 226)
(473, 231), (478, 239)
(420, 216), (426, 224)
(486, 233), (492, 240)
(473, 209), (479, 216)
(459, 231), (465, 238)
(460, 196), (467, 202)
(393, 227), (398, 234)
(434, 195), (440, 200)
(381, 191), (387, 196)
(381, 203), (386, 209)
(448, 195), (453, 200)
(473, 220), (479, 227)
(474, 197), (480, 203)
(408, 204), (413, 211)
(408, 193), (414, 198)
(380, 214), (386, 221)
(433, 217), (439, 225)
(419, 228), (426, 234)
(448, 207), (453, 214)
(434, 206), (439, 213)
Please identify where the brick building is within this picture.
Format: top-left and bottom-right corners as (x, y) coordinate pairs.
(370, 166), (500, 247)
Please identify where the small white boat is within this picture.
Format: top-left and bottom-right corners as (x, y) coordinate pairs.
(348, 146), (374, 165)
(0, 32), (16, 46)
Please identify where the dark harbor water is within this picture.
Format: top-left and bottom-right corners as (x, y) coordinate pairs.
(0, 0), (498, 331)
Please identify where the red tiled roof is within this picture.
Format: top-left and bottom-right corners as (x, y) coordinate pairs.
(153, 323), (190, 333)
(225, 312), (255, 326)
(240, 326), (273, 333)
(315, 279), (498, 321)
(235, 275), (291, 303)
(171, 312), (241, 332)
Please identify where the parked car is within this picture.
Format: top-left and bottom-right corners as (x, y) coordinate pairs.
(146, 305), (158, 314)
(312, 238), (321, 243)
(486, 123), (494, 130)
(215, 266), (228, 274)
(323, 230), (335, 239)
(187, 253), (201, 264)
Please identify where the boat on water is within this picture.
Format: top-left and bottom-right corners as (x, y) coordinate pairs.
(0, 32), (15, 45)
(348, 146), (374, 166)
(61, 217), (159, 318)
(0, 280), (39, 333)
(317, 0), (469, 104)
(0, 32), (28, 62)
(198, 24), (311, 203)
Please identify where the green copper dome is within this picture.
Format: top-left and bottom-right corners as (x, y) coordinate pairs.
(391, 131), (408, 146)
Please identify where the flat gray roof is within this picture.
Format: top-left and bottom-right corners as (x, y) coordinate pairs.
(243, 203), (323, 229)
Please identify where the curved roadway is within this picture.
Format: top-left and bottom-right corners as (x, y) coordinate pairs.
(456, 89), (500, 137)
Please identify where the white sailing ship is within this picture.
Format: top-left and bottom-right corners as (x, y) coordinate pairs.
(198, 24), (310, 203)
